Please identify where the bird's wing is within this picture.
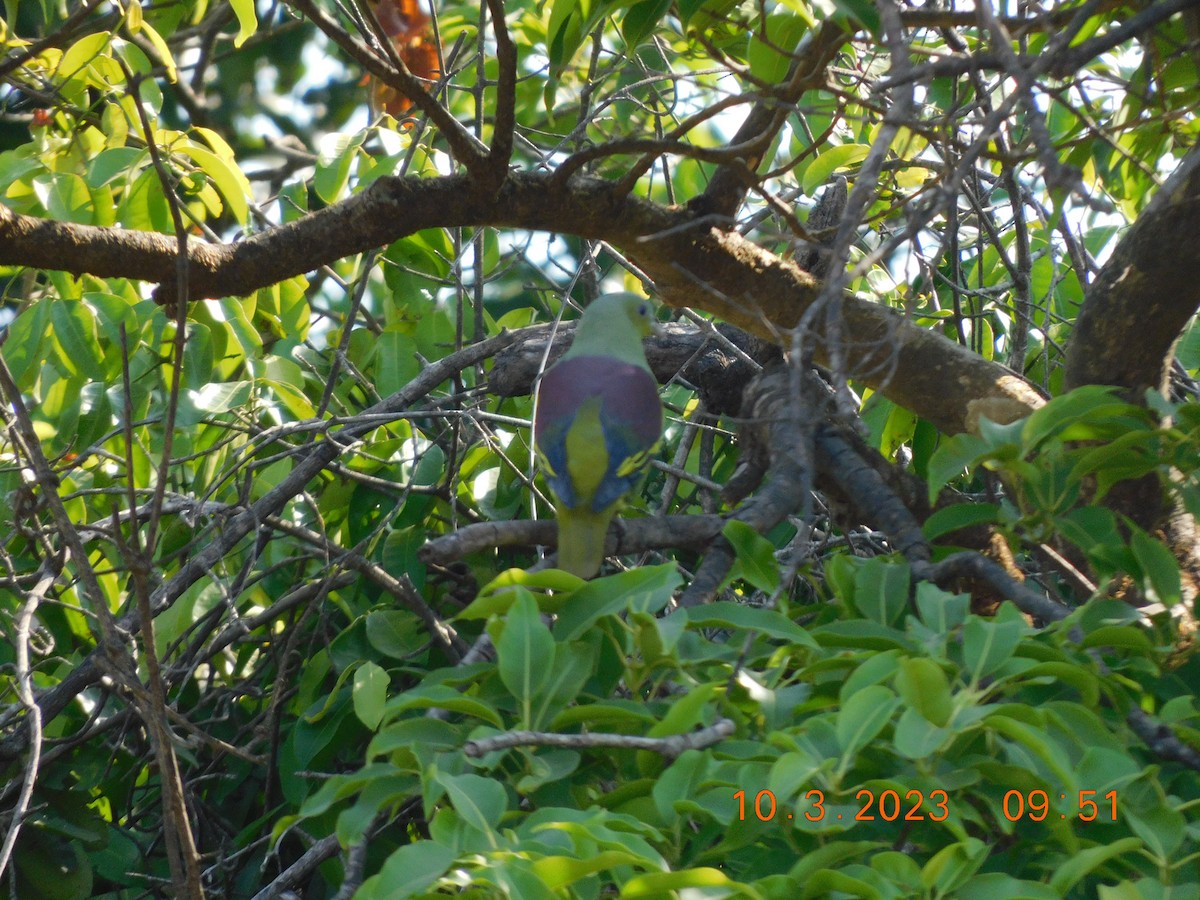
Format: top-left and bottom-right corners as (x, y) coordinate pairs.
(535, 355), (662, 514)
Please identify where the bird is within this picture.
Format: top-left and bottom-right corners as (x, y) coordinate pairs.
(533, 293), (663, 579)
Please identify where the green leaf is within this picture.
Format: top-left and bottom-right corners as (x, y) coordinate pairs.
(801, 870), (882, 897)
(298, 766), (395, 817)
(648, 683), (720, 740)
(460, 568), (585, 619)
(49, 299), (106, 381)
(546, 0), (583, 62)
(174, 144), (251, 225)
(516, 748), (583, 794)
(621, 0), (672, 48)
(228, 0), (259, 47)
(260, 354), (314, 419)
(13, 826), (94, 900)
(362, 841), (456, 899)
(292, 699), (350, 766)
(832, 0), (881, 34)
(1020, 385), (1125, 449)
(789, 842), (890, 882)
(494, 589), (555, 712)
(893, 657), (952, 725)
(1, 300), (52, 387)
(1020, 661), (1100, 706)
(0, 147), (43, 190)
(892, 707), (951, 759)
(1125, 806), (1187, 860)
(876, 400), (917, 459)
(436, 772), (508, 834)
(836, 684), (900, 756)
(352, 661), (389, 730)
(723, 519), (782, 592)
(962, 603), (1027, 681)
(926, 433), (991, 502)
(852, 557), (910, 626)
(922, 502), (1001, 541)
(748, 14), (811, 87)
(137, 18), (177, 82)
(1056, 506), (1122, 558)
(547, 0), (614, 71)
(555, 564), (680, 640)
(551, 701), (655, 730)
(382, 684), (504, 728)
(1048, 838), (1144, 893)
(984, 712), (1077, 793)
(383, 527), (426, 591)
(767, 748), (826, 800)
(366, 610), (424, 659)
(314, 131), (364, 204)
(914, 582), (970, 632)
(841, 649), (901, 699)
(58, 32), (111, 86)
(538, 640), (599, 725)
(622, 868), (756, 898)
(921, 838), (988, 892)
(45, 173), (96, 224)
(1129, 525), (1182, 608)
(803, 144), (870, 195)
(336, 773), (415, 846)
(687, 601), (818, 647)
(376, 330), (422, 397)
(532, 851), (645, 890)
(367, 718), (461, 757)
(185, 380), (251, 415)
(1079, 625), (1154, 652)
(958, 874), (1061, 899)
(651, 750), (707, 820)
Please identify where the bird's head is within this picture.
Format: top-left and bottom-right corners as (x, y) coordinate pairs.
(580, 292), (661, 338)
(563, 292), (661, 365)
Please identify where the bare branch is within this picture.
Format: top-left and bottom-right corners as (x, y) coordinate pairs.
(484, 0), (517, 180)
(464, 719), (736, 759)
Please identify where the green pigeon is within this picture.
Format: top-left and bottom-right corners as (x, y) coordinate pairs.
(534, 293), (663, 578)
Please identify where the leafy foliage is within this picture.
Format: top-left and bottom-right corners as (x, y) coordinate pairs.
(0, 0), (1198, 896)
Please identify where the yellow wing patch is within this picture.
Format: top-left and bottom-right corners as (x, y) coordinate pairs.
(616, 440), (659, 478)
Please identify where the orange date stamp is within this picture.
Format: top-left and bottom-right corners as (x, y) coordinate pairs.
(734, 788), (1118, 823)
(735, 788), (950, 823)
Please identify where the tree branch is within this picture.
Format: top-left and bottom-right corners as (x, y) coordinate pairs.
(484, 0), (516, 182)
(418, 514), (725, 567)
(1065, 141), (1200, 395)
(464, 719), (736, 760)
(0, 168), (1043, 435)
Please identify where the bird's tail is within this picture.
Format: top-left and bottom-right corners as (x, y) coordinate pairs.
(555, 507), (616, 579)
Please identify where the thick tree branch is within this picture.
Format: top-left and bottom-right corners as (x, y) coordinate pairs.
(0, 169), (1043, 435)
(1065, 141), (1200, 395)
(488, 320), (766, 415)
(418, 514), (725, 567)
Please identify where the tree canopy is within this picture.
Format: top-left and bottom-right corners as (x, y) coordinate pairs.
(1, 0), (1200, 896)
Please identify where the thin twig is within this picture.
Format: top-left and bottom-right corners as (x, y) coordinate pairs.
(464, 719), (736, 759)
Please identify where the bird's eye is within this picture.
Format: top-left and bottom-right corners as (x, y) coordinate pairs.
(638, 303), (648, 316)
